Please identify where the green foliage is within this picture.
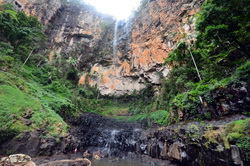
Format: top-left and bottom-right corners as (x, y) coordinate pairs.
(128, 110), (170, 126)
(230, 60), (250, 83)
(196, 0), (250, 57)
(0, 42), (14, 56)
(138, 0), (148, 11)
(224, 119), (250, 154)
(157, 0), (250, 123)
(0, 41), (14, 69)
(149, 110), (170, 125)
(0, 82), (68, 142)
(159, 43), (202, 118)
(165, 42), (190, 67)
(0, 0), (249, 144)
(19, 66), (77, 118)
(129, 83), (155, 113)
(0, 85), (42, 113)
(168, 59), (250, 121)
(0, 4), (45, 63)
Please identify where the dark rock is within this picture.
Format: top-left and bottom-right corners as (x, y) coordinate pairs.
(21, 118), (32, 126)
(0, 132), (40, 157)
(39, 142), (55, 156)
(69, 114), (249, 166)
(0, 131), (79, 157)
(22, 109), (34, 119)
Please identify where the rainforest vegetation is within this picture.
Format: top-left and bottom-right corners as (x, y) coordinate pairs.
(0, 0), (249, 152)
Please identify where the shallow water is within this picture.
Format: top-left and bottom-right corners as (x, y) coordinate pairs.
(91, 158), (151, 166)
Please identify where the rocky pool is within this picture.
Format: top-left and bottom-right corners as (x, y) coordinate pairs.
(92, 158), (151, 166)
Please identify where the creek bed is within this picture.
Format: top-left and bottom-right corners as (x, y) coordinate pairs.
(33, 154), (152, 166)
(92, 158), (151, 166)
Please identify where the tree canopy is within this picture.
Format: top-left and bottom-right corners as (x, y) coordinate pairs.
(0, 4), (45, 61)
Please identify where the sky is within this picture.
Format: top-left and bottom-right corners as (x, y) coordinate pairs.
(83, 0), (142, 20)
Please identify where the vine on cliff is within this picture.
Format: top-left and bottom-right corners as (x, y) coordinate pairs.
(157, 0), (250, 122)
(130, 0), (250, 124)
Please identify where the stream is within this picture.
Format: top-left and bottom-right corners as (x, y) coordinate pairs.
(91, 158), (150, 166)
(33, 155), (151, 166)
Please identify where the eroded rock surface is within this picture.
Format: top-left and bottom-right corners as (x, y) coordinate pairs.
(0, 154), (36, 166)
(79, 0), (204, 96)
(69, 113), (249, 166)
(3, 0), (62, 24)
(2, 0), (204, 96)
(0, 131), (79, 157)
(3, 0), (115, 77)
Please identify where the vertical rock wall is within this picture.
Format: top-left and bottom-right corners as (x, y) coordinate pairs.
(2, 0), (204, 96)
(3, 0), (62, 24)
(3, 0), (116, 73)
(44, 1), (114, 64)
(78, 0), (204, 96)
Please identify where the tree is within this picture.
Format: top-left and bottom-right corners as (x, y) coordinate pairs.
(196, 0), (250, 57)
(0, 4), (45, 63)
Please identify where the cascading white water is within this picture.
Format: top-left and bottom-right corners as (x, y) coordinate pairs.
(125, 19), (131, 47)
(110, 129), (120, 143)
(125, 19), (129, 36)
(102, 129), (120, 153)
(113, 21), (119, 64)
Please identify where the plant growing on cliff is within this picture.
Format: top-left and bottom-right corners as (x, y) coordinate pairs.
(0, 4), (45, 63)
(137, 0), (149, 11)
(224, 119), (250, 152)
(196, 0), (250, 57)
(157, 0), (250, 123)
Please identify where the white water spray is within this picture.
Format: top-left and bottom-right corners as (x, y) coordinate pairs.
(102, 129), (120, 153)
(113, 21), (119, 64)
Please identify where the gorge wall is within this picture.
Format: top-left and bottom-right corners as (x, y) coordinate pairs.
(78, 0), (204, 95)
(2, 0), (203, 95)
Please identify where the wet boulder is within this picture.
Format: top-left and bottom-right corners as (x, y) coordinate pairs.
(167, 142), (188, 161)
(0, 154), (36, 166)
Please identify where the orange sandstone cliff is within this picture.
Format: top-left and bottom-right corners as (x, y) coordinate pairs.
(3, 0), (203, 96)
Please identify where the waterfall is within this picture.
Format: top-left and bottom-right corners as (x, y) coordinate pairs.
(102, 129), (120, 154)
(125, 19), (129, 36)
(125, 18), (130, 47)
(98, 128), (143, 157)
(113, 20), (119, 64)
(231, 145), (242, 165)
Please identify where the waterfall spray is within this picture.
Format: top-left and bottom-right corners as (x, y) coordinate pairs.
(113, 21), (119, 64)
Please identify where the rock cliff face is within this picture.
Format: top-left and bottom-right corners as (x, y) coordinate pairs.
(3, 0), (62, 24)
(0, 131), (79, 157)
(44, 1), (114, 66)
(78, 0), (204, 96)
(3, 0), (115, 69)
(2, 0), (203, 96)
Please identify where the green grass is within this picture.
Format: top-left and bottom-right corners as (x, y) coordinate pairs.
(0, 70), (68, 141)
(225, 119), (250, 138)
(203, 118), (250, 152)
(224, 119), (250, 154)
(101, 104), (129, 117)
(0, 85), (42, 114)
(128, 110), (170, 126)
